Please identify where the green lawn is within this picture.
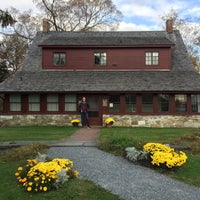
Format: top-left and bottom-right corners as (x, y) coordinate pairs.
(0, 125), (199, 195)
(0, 159), (122, 200)
(0, 143), (122, 200)
(0, 126), (78, 142)
(98, 127), (200, 187)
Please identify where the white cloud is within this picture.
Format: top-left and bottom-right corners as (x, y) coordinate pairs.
(1, 0), (38, 12)
(117, 21), (160, 31)
(113, 0), (194, 25)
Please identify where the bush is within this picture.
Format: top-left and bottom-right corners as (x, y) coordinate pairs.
(15, 153), (79, 193)
(143, 143), (187, 169)
(125, 147), (149, 162)
(126, 143), (187, 169)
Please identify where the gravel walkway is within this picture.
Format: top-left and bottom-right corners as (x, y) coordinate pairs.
(48, 146), (200, 200)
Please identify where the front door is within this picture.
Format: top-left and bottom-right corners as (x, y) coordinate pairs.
(79, 95), (102, 126)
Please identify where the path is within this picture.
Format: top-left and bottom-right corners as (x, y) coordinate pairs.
(51, 126), (101, 147)
(48, 146), (200, 200)
(48, 127), (200, 200)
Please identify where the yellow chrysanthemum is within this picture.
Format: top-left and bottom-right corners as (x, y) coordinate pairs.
(105, 117), (115, 125)
(143, 143), (187, 168)
(18, 167), (23, 171)
(27, 187), (32, 192)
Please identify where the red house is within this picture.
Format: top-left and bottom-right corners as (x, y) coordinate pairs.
(1, 19), (200, 127)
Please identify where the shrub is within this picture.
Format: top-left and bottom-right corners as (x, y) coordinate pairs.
(70, 119), (80, 127)
(125, 147), (149, 162)
(126, 143), (187, 169)
(105, 118), (115, 125)
(15, 153), (79, 192)
(143, 143), (187, 168)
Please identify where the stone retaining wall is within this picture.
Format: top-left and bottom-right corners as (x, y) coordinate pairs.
(0, 114), (80, 127)
(0, 114), (200, 128)
(103, 115), (200, 128)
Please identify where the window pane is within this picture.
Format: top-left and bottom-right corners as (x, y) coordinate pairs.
(94, 52), (107, 65)
(125, 94), (136, 112)
(142, 94), (153, 112)
(65, 94), (76, 111)
(158, 94), (169, 112)
(145, 52), (159, 65)
(109, 95), (120, 112)
(191, 94), (200, 112)
(29, 94), (40, 111)
(47, 94), (59, 111)
(9, 94), (21, 111)
(0, 97), (3, 112)
(54, 53), (66, 65)
(47, 103), (59, 111)
(175, 94), (187, 112)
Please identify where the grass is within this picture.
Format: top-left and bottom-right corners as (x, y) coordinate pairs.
(0, 126), (78, 142)
(98, 127), (200, 187)
(0, 144), (122, 200)
(0, 125), (199, 197)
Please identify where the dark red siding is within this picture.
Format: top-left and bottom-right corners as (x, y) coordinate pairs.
(42, 47), (171, 70)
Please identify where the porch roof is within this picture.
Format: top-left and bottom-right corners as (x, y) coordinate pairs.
(1, 70), (200, 93)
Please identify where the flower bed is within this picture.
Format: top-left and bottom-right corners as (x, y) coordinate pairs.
(143, 143), (187, 168)
(126, 142), (187, 169)
(15, 153), (79, 192)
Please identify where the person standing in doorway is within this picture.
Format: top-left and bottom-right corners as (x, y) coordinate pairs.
(79, 97), (91, 128)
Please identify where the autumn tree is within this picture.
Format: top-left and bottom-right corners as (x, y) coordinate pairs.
(0, 9), (16, 28)
(33, 0), (123, 31)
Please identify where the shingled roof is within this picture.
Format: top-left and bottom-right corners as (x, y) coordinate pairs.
(0, 29), (200, 93)
(39, 31), (174, 46)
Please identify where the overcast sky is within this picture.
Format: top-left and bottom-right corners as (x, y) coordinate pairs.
(1, 0), (200, 31)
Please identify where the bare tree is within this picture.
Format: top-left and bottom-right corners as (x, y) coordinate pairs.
(161, 9), (200, 72)
(7, 7), (42, 43)
(0, 34), (28, 73)
(0, 8), (42, 77)
(33, 0), (123, 31)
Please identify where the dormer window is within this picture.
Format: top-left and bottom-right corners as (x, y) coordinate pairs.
(94, 52), (107, 66)
(53, 52), (66, 66)
(145, 52), (159, 65)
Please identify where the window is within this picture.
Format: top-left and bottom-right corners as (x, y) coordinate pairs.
(142, 94), (153, 112)
(191, 94), (200, 112)
(29, 94), (40, 111)
(9, 94), (21, 111)
(47, 94), (59, 111)
(65, 94), (77, 111)
(158, 94), (169, 112)
(94, 52), (106, 65)
(175, 94), (187, 112)
(53, 53), (66, 66)
(125, 94), (136, 112)
(0, 95), (4, 112)
(109, 94), (120, 112)
(145, 52), (159, 65)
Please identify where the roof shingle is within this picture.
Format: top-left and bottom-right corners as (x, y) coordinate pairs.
(0, 29), (200, 93)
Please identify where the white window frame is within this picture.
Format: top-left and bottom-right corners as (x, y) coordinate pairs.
(145, 52), (159, 65)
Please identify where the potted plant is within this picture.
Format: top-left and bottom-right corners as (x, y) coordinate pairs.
(105, 117), (115, 127)
(70, 119), (80, 127)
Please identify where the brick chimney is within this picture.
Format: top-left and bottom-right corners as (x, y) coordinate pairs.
(166, 19), (173, 33)
(42, 18), (50, 32)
